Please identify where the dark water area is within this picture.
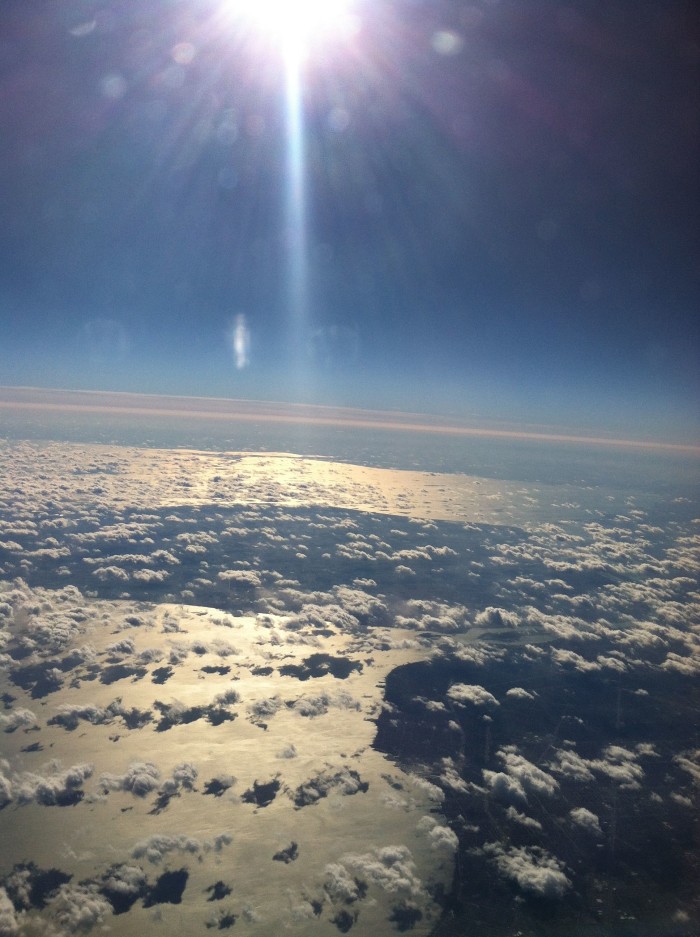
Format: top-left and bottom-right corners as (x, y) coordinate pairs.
(374, 649), (700, 937)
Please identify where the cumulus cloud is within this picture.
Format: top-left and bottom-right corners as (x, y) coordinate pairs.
(482, 770), (527, 806)
(13, 761), (94, 807)
(569, 807), (602, 835)
(131, 832), (231, 864)
(447, 684), (499, 708)
(49, 883), (112, 932)
(505, 687), (537, 701)
(496, 749), (559, 799)
(338, 845), (424, 898)
(292, 691), (360, 718)
(548, 747), (595, 783)
(291, 768), (368, 808)
(416, 816), (459, 852)
(482, 843), (571, 898)
(475, 606), (520, 629)
(100, 762), (161, 797)
(0, 887), (18, 937)
(0, 708), (37, 732)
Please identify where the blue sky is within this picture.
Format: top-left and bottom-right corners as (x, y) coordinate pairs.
(0, 0), (698, 441)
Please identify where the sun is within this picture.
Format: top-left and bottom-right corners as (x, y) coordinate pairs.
(225, 0), (355, 59)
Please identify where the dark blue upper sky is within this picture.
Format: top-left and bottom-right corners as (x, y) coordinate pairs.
(0, 0), (698, 440)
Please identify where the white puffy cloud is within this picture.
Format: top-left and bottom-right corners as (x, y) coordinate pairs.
(569, 807), (602, 835)
(447, 684), (499, 708)
(475, 607), (520, 629)
(588, 746), (644, 790)
(483, 770), (527, 806)
(675, 750), (700, 785)
(131, 834), (203, 864)
(293, 691), (359, 718)
(0, 887), (18, 937)
(13, 761), (94, 806)
(482, 843), (571, 898)
(505, 687), (536, 701)
(131, 831), (233, 864)
(496, 749), (559, 799)
(328, 845), (424, 901)
(49, 883), (112, 932)
(0, 708), (37, 731)
(548, 747), (595, 783)
(417, 816), (459, 852)
(100, 762), (161, 797)
(505, 807), (543, 831)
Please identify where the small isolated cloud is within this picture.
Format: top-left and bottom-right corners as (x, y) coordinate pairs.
(482, 843), (571, 898)
(505, 807), (543, 831)
(569, 807), (602, 836)
(247, 697), (282, 725)
(291, 767), (368, 808)
(505, 687), (536, 701)
(0, 708), (37, 732)
(447, 684), (499, 708)
(292, 691), (360, 718)
(416, 816), (459, 853)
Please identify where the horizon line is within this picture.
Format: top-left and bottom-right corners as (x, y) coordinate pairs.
(0, 385), (698, 455)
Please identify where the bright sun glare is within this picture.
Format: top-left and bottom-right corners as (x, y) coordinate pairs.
(227, 0), (355, 57)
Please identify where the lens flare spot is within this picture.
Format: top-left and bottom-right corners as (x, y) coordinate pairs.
(432, 30), (464, 56)
(232, 314), (251, 369)
(171, 42), (196, 65)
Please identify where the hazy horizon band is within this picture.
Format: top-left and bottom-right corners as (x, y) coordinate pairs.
(0, 386), (698, 455)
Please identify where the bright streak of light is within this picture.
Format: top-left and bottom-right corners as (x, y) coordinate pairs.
(222, 0), (356, 385)
(284, 43), (308, 367)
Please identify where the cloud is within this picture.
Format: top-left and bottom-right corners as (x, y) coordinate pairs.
(496, 749), (559, 799)
(505, 807), (543, 831)
(292, 691), (360, 718)
(482, 771), (527, 806)
(323, 863), (363, 904)
(447, 684), (499, 708)
(548, 747), (595, 783)
(588, 746), (644, 790)
(0, 888), (18, 937)
(100, 762), (161, 797)
(0, 708), (37, 732)
(569, 807), (602, 835)
(98, 864), (147, 915)
(333, 845), (424, 899)
(247, 696), (282, 724)
(674, 750), (700, 785)
(475, 606), (520, 629)
(13, 761), (94, 807)
(416, 817), (459, 852)
(49, 883), (112, 932)
(482, 843), (571, 898)
(291, 768), (369, 808)
(131, 832), (231, 864)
